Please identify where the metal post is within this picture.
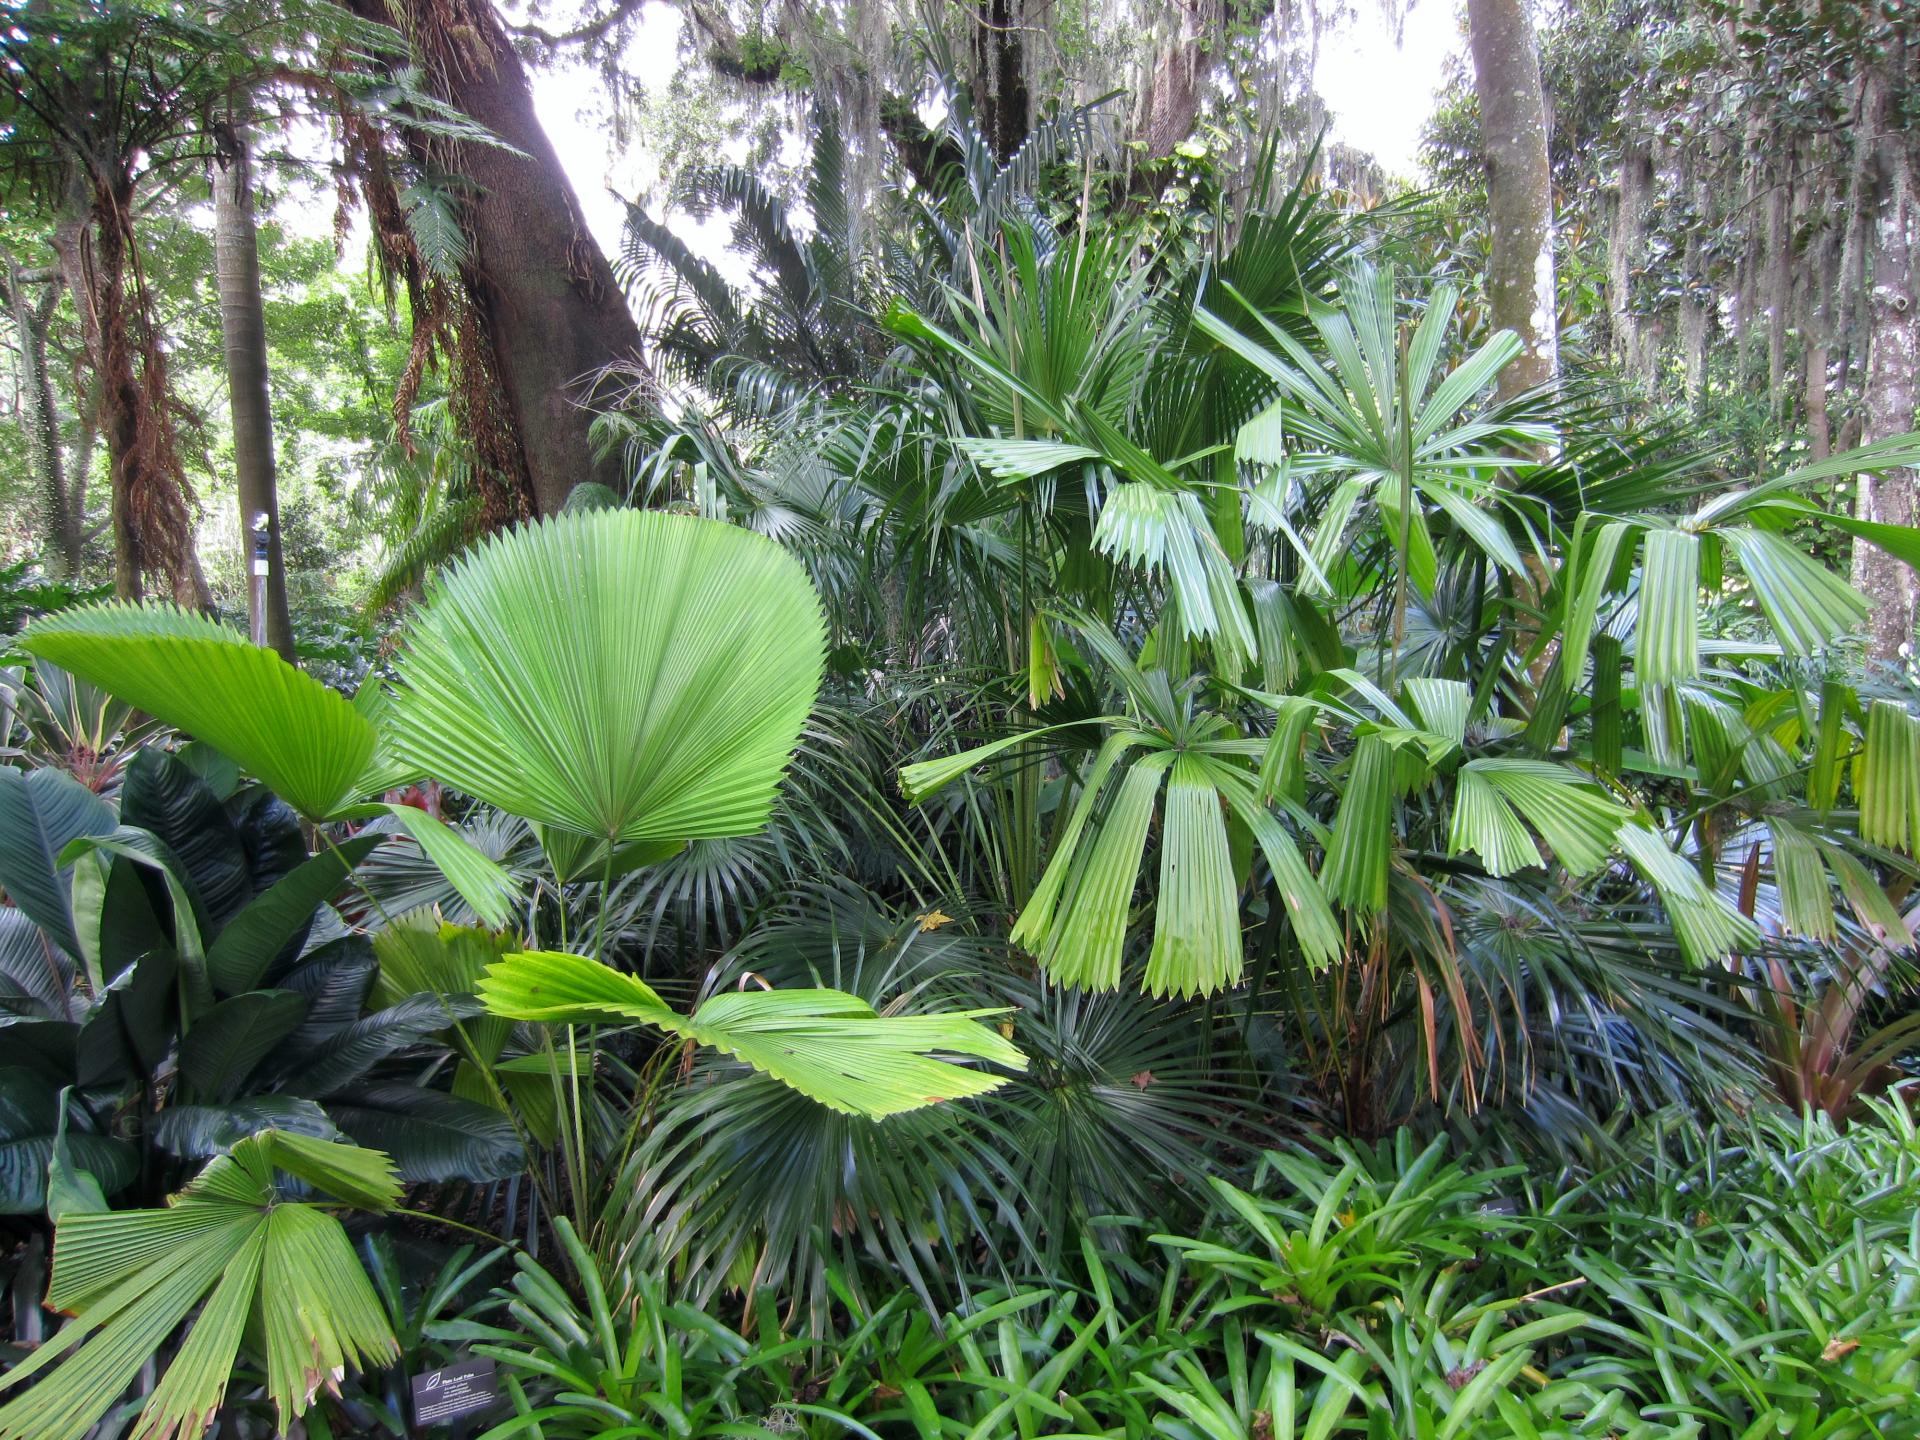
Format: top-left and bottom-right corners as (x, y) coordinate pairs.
(247, 510), (269, 648)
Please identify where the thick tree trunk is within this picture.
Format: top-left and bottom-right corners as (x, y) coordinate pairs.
(346, 0), (645, 515)
(969, 0), (1029, 160)
(213, 128), (297, 662)
(1609, 142), (1651, 380)
(4, 259), (83, 578)
(1466, 0), (1557, 399)
(1855, 138), (1918, 663)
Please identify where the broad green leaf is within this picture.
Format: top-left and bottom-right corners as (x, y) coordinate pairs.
(1146, 752), (1243, 998)
(1719, 527), (1870, 657)
(954, 436), (1101, 481)
(1616, 825), (1758, 963)
(204, 835), (382, 995)
(476, 950), (1025, 1118)
(377, 803), (519, 929)
(0, 1131), (399, 1440)
(899, 718), (1108, 804)
(0, 767), (114, 959)
(21, 603), (376, 819)
(1449, 760), (1626, 877)
(1859, 700), (1919, 855)
(389, 510), (827, 844)
(1027, 751), (1170, 990)
(1322, 734), (1395, 913)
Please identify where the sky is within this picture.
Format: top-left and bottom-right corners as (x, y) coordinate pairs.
(523, 0), (1464, 264)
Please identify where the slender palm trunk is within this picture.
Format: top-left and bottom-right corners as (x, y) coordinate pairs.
(213, 127), (297, 661)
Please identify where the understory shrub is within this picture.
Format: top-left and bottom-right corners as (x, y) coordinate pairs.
(465, 1097), (1920, 1439)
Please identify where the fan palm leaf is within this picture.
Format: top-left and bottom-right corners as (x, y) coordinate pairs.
(388, 509), (827, 845)
(475, 948), (1025, 1118)
(0, 1131), (399, 1440)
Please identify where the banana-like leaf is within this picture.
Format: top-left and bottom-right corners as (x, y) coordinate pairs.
(0, 1067), (135, 1215)
(177, 991), (308, 1103)
(476, 949), (1024, 1119)
(389, 510), (826, 844)
(204, 835), (382, 996)
(0, 1131), (398, 1440)
(21, 604), (375, 820)
(0, 766), (114, 959)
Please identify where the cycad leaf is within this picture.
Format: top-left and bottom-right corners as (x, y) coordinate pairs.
(21, 604), (375, 819)
(389, 510), (826, 844)
(476, 950), (1024, 1118)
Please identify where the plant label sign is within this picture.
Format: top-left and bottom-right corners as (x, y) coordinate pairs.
(411, 1358), (499, 1427)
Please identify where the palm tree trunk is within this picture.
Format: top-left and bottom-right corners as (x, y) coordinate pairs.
(212, 126), (297, 662)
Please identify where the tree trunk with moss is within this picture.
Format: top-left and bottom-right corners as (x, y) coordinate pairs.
(1467, 0), (1557, 400)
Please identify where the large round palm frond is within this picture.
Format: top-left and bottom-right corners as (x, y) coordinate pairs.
(388, 510), (827, 845)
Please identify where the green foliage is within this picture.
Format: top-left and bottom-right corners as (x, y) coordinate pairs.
(388, 509), (827, 845)
(0, 1131), (401, 1440)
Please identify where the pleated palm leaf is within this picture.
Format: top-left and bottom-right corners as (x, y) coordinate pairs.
(901, 627), (1341, 998)
(1195, 260), (1551, 614)
(475, 948), (1024, 1119)
(0, 1131), (400, 1440)
(386, 508), (826, 846)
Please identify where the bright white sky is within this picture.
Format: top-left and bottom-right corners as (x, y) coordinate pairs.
(524, 0), (1463, 264)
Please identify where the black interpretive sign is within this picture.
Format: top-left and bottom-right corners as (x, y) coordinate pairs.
(411, 1358), (499, 1427)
